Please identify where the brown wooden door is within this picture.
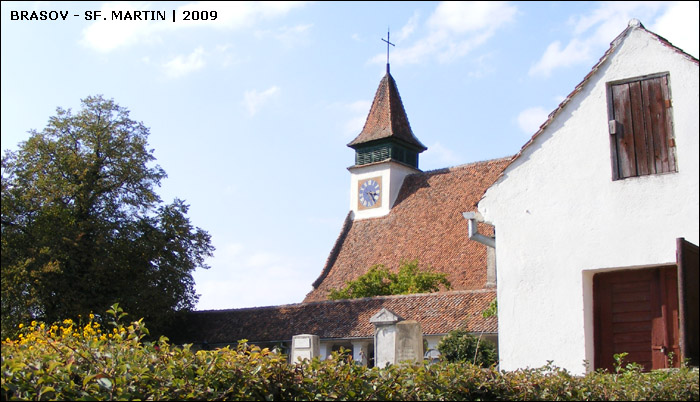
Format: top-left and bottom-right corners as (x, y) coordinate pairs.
(594, 266), (680, 372)
(677, 238), (699, 367)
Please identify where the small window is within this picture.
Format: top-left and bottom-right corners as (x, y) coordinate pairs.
(608, 74), (677, 180)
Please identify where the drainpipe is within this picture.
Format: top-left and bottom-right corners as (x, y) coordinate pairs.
(462, 212), (495, 248)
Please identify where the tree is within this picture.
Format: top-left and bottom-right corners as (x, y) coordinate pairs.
(1, 95), (214, 337)
(437, 329), (498, 366)
(328, 259), (451, 300)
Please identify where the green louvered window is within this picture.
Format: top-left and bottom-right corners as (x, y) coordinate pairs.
(355, 143), (418, 167)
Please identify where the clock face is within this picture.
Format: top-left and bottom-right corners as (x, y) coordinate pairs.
(358, 177), (381, 209)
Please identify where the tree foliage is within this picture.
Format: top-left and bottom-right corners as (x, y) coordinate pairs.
(1, 95), (214, 337)
(437, 329), (498, 366)
(482, 298), (498, 318)
(328, 259), (451, 300)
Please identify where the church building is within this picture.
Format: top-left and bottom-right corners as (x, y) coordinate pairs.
(171, 20), (698, 373)
(171, 63), (509, 365)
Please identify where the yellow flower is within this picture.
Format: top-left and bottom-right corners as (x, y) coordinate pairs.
(18, 323), (24, 329)
(89, 313), (95, 320)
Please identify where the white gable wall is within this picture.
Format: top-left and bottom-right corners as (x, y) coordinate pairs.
(478, 27), (699, 374)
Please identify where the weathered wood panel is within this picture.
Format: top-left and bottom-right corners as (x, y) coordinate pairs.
(677, 238), (699, 366)
(594, 266), (680, 371)
(609, 74), (676, 179)
(611, 83), (637, 179)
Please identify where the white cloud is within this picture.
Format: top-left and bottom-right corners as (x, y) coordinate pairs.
(81, 1), (308, 53)
(466, 52), (495, 78)
(163, 47), (206, 78)
(192, 242), (315, 310)
(651, 1), (699, 58)
(342, 100), (371, 138)
(213, 44), (239, 68)
(80, 2), (159, 53)
(529, 39), (591, 77)
(254, 23), (313, 47)
(427, 1), (516, 34)
(424, 141), (461, 166)
(374, 1), (517, 66)
(530, 2), (698, 76)
(517, 107), (550, 136)
(397, 11), (420, 41)
(243, 86), (280, 116)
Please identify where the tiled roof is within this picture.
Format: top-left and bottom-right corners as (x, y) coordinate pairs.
(347, 72), (427, 151)
(169, 290), (497, 345)
(305, 157), (512, 302)
(480, 20), (699, 199)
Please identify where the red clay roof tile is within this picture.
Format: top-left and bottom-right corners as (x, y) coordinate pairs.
(347, 72), (427, 151)
(305, 157), (511, 303)
(170, 290), (497, 345)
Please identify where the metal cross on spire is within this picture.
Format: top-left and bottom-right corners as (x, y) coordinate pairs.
(381, 28), (395, 73)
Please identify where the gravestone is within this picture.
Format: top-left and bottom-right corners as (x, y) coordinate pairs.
(370, 308), (424, 367)
(370, 308), (403, 367)
(395, 320), (423, 363)
(290, 334), (320, 362)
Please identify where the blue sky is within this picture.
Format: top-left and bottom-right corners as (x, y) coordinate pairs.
(2, 1), (698, 311)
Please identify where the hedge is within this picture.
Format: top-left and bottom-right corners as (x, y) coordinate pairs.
(2, 305), (698, 401)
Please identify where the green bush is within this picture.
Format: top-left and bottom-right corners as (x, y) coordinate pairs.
(2, 306), (698, 401)
(437, 329), (498, 367)
(328, 259), (451, 300)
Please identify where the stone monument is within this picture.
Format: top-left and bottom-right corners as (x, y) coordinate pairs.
(395, 320), (423, 363)
(290, 334), (320, 362)
(370, 308), (423, 367)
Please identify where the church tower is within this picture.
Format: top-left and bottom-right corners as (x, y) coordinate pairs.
(348, 66), (427, 220)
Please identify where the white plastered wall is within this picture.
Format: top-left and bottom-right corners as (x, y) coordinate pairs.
(478, 27), (699, 375)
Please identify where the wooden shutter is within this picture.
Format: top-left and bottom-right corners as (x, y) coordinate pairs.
(609, 74), (676, 180)
(677, 238), (700, 366)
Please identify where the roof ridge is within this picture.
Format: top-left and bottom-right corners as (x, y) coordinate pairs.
(635, 19), (699, 64)
(194, 289), (495, 314)
(420, 155), (515, 176)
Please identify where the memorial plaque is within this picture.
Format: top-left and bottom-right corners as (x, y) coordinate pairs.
(294, 337), (310, 348)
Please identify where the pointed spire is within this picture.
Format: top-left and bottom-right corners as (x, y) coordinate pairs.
(347, 72), (427, 152)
